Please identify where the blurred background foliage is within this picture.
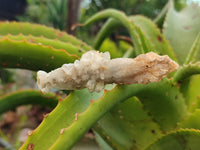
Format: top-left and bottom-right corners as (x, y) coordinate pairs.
(16, 0), (189, 44)
(17, 0), (67, 30)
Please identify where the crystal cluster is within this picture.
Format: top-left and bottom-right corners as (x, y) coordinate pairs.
(37, 50), (179, 93)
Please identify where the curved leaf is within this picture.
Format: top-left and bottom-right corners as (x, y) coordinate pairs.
(0, 90), (59, 114)
(93, 15), (177, 60)
(173, 62), (200, 83)
(84, 9), (144, 55)
(133, 78), (187, 131)
(93, 113), (133, 150)
(95, 97), (163, 150)
(146, 129), (200, 150)
(0, 34), (85, 57)
(184, 33), (200, 65)
(19, 88), (106, 150)
(0, 38), (78, 71)
(94, 130), (113, 150)
(20, 79), (187, 149)
(130, 15), (176, 61)
(94, 18), (121, 50)
(95, 78), (188, 149)
(178, 75), (200, 112)
(179, 109), (200, 129)
(0, 21), (93, 50)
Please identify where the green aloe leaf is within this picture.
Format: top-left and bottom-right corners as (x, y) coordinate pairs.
(163, 2), (200, 64)
(84, 9), (144, 55)
(130, 15), (176, 61)
(0, 90), (59, 114)
(173, 62), (200, 83)
(146, 129), (200, 150)
(94, 18), (120, 50)
(0, 22), (93, 51)
(94, 97), (163, 150)
(173, 63), (200, 111)
(94, 78), (188, 150)
(130, 78), (187, 131)
(19, 78), (187, 149)
(0, 34), (85, 57)
(94, 130), (113, 150)
(178, 109), (200, 129)
(19, 88), (105, 150)
(93, 15), (177, 61)
(178, 75), (200, 112)
(0, 38), (77, 71)
(99, 38), (124, 58)
(94, 111), (134, 150)
(184, 33), (200, 65)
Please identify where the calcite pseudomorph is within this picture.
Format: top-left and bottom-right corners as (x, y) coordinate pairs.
(37, 50), (179, 93)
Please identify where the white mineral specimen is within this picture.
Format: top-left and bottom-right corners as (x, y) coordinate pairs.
(37, 50), (179, 93)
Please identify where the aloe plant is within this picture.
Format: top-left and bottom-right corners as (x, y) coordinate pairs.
(0, 1), (200, 150)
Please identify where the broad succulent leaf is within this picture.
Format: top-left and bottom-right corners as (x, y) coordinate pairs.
(0, 34), (85, 57)
(0, 37), (77, 71)
(95, 97), (163, 150)
(93, 15), (177, 61)
(93, 78), (188, 149)
(20, 88), (105, 150)
(146, 129), (200, 150)
(178, 109), (200, 129)
(130, 15), (176, 61)
(0, 90), (59, 114)
(84, 9), (145, 55)
(0, 22), (93, 51)
(163, 2), (200, 64)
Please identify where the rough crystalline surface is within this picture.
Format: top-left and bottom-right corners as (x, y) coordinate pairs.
(37, 50), (179, 93)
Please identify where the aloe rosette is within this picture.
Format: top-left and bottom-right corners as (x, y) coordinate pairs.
(0, 1), (200, 150)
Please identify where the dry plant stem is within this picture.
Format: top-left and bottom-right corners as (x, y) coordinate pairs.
(115, 35), (133, 45)
(37, 51), (179, 93)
